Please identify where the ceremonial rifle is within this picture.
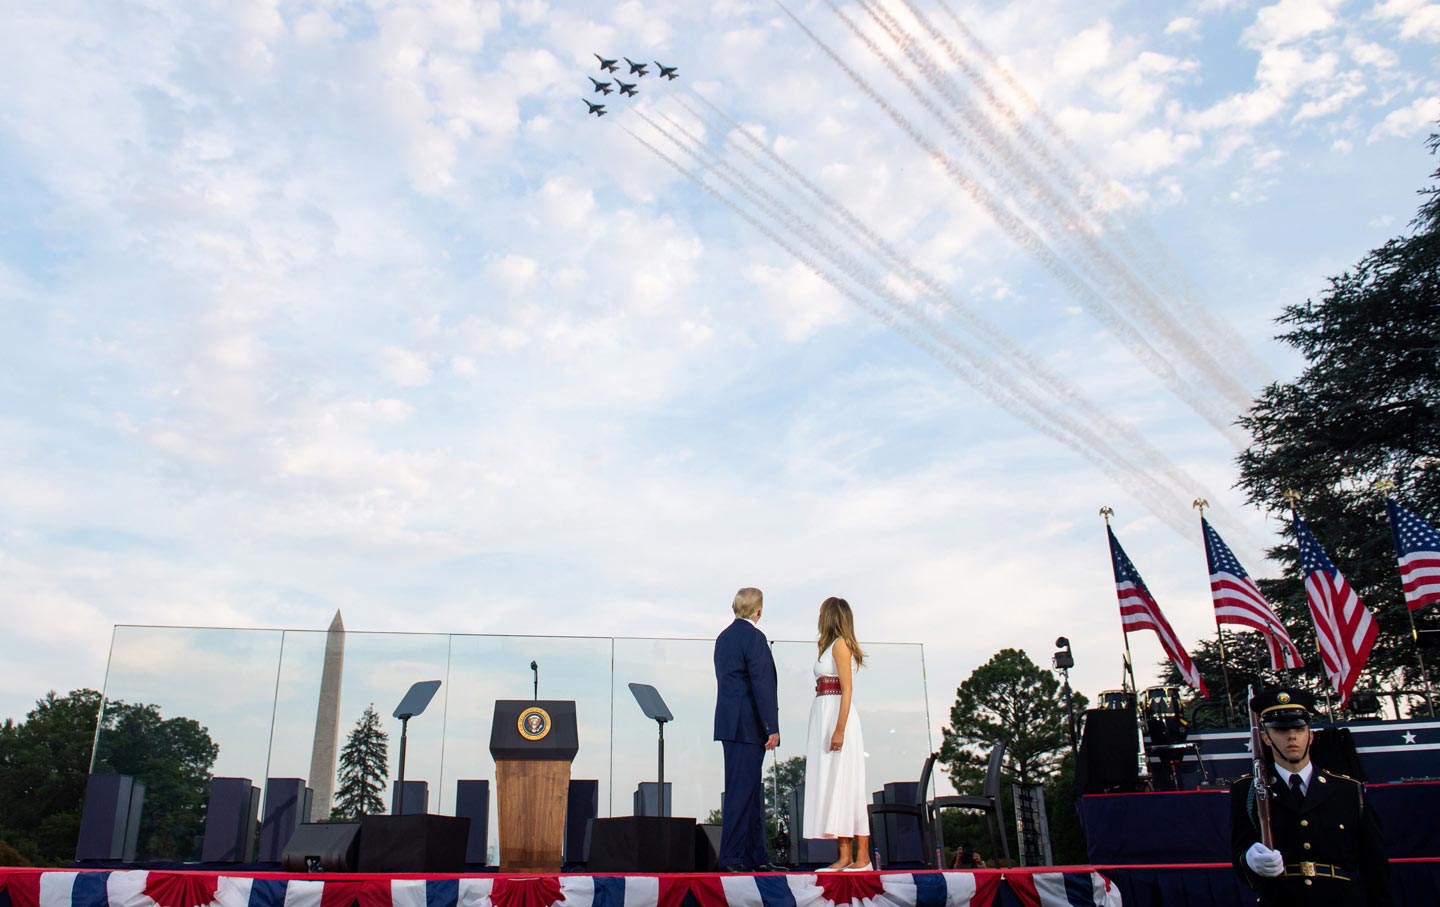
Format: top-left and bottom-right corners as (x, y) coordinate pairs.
(1248, 684), (1274, 848)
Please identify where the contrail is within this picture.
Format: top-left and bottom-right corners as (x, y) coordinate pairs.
(667, 93), (1262, 549)
(919, 0), (1271, 389)
(858, 0), (1255, 414)
(627, 106), (1250, 539)
(773, 1), (1249, 444)
(857, 0), (1258, 414)
(678, 92), (1215, 507)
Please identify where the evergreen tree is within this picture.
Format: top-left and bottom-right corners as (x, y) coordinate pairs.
(1163, 125), (1440, 715)
(937, 648), (1087, 865)
(333, 704), (389, 817)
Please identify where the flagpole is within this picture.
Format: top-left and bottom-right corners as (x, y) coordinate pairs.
(1287, 489), (1339, 722)
(1403, 604), (1436, 717)
(1381, 484), (1438, 717)
(1195, 499), (1237, 726)
(1103, 506), (1150, 788)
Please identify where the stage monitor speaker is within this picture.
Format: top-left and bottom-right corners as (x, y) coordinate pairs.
(76, 773), (142, 861)
(633, 781), (672, 818)
(587, 817), (696, 872)
(280, 822), (361, 872)
(259, 778), (312, 862)
(1077, 707), (1140, 793)
(358, 814), (469, 873)
(789, 784), (839, 865)
(1312, 727), (1364, 780)
(390, 780), (429, 815)
(566, 779), (598, 864)
(694, 823), (722, 873)
(456, 780), (491, 865)
(202, 777), (261, 862)
(873, 782), (924, 866)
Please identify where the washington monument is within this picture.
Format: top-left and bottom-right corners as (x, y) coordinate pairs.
(307, 610), (346, 820)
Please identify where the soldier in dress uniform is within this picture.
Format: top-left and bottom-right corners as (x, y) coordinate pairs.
(1229, 687), (1392, 906)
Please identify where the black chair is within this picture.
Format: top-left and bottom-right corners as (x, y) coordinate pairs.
(866, 745), (1012, 869)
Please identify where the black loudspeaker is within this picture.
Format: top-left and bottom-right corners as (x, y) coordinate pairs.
(789, 783), (839, 866)
(1078, 707), (1140, 793)
(201, 777), (261, 862)
(1312, 727), (1364, 780)
(877, 781), (923, 865)
(566, 780), (598, 864)
(587, 817), (696, 872)
(694, 823), (722, 872)
(76, 774), (144, 861)
(633, 782), (672, 817)
(455, 780), (490, 865)
(280, 822), (361, 872)
(259, 779), (312, 862)
(358, 815), (469, 872)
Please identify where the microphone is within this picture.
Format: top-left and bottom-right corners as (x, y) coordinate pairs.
(531, 661), (539, 700)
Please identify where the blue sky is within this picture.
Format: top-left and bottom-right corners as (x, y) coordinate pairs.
(2, 0), (1438, 744)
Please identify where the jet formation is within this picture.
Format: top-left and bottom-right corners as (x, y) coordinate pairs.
(581, 53), (680, 118)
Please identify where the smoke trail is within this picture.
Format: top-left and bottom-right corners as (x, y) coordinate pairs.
(772, 1), (1249, 445)
(671, 92), (1260, 547)
(922, 0), (1271, 388)
(855, 0), (1255, 418)
(628, 107), (1239, 537)
(677, 92), (1218, 512)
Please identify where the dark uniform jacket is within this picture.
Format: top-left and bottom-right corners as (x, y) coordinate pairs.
(1230, 766), (1392, 906)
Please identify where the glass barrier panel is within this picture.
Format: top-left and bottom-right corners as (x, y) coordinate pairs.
(95, 626), (930, 866)
(96, 625), (284, 861)
(269, 629), (452, 819)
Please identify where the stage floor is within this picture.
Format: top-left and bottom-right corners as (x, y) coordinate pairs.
(0, 866), (1117, 907)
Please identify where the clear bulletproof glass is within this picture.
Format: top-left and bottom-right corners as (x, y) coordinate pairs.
(94, 625), (932, 863)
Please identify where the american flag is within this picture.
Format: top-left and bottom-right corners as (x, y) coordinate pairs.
(1107, 525), (1209, 695)
(1386, 498), (1440, 612)
(1294, 515), (1378, 708)
(1202, 517), (1304, 670)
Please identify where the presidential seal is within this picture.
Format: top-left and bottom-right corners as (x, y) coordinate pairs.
(518, 706), (551, 741)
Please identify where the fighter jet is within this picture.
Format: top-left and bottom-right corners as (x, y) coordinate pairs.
(624, 57), (649, 77)
(589, 77), (613, 95)
(655, 61), (679, 80)
(583, 99), (607, 117)
(594, 54), (618, 73)
(616, 80), (638, 98)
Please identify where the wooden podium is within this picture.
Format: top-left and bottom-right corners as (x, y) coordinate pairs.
(490, 700), (578, 872)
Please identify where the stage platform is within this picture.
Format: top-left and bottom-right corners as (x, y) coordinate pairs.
(0, 867), (1119, 907)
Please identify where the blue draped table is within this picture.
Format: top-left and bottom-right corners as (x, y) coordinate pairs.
(1078, 781), (1440, 864)
(1097, 861), (1440, 907)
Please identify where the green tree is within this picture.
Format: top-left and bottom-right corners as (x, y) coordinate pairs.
(763, 755), (806, 862)
(0, 689), (218, 865)
(333, 704), (389, 817)
(937, 648), (1086, 866)
(1220, 125), (1440, 710)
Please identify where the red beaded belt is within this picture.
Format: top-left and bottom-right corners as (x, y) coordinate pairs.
(816, 676), (841, 696)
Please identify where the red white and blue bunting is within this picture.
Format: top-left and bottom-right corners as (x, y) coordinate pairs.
(0, 869), (1119, 907)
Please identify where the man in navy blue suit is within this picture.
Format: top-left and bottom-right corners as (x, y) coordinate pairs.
(713, 586), (782, 872)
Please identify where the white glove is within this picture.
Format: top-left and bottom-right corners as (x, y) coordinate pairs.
(1245, 842), (1285, 878)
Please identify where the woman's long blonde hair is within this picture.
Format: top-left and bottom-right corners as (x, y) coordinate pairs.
(817, 596), (865, 666)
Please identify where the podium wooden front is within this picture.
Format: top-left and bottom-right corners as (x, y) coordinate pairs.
(490, 700), (578, 872)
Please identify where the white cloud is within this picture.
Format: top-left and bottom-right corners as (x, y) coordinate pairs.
(1351, 40), (1400, 67)
(379, 346), (434, 387)
(1244, 0), (1344, 48)
(1369, 94), (1440, 139)
(1374, 0), (1440, 42)
(1054, 23), (1114, 76)
(1165, 16), (1201, 36)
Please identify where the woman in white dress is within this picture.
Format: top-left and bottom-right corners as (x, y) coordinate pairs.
(803, 596), (871, 871)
